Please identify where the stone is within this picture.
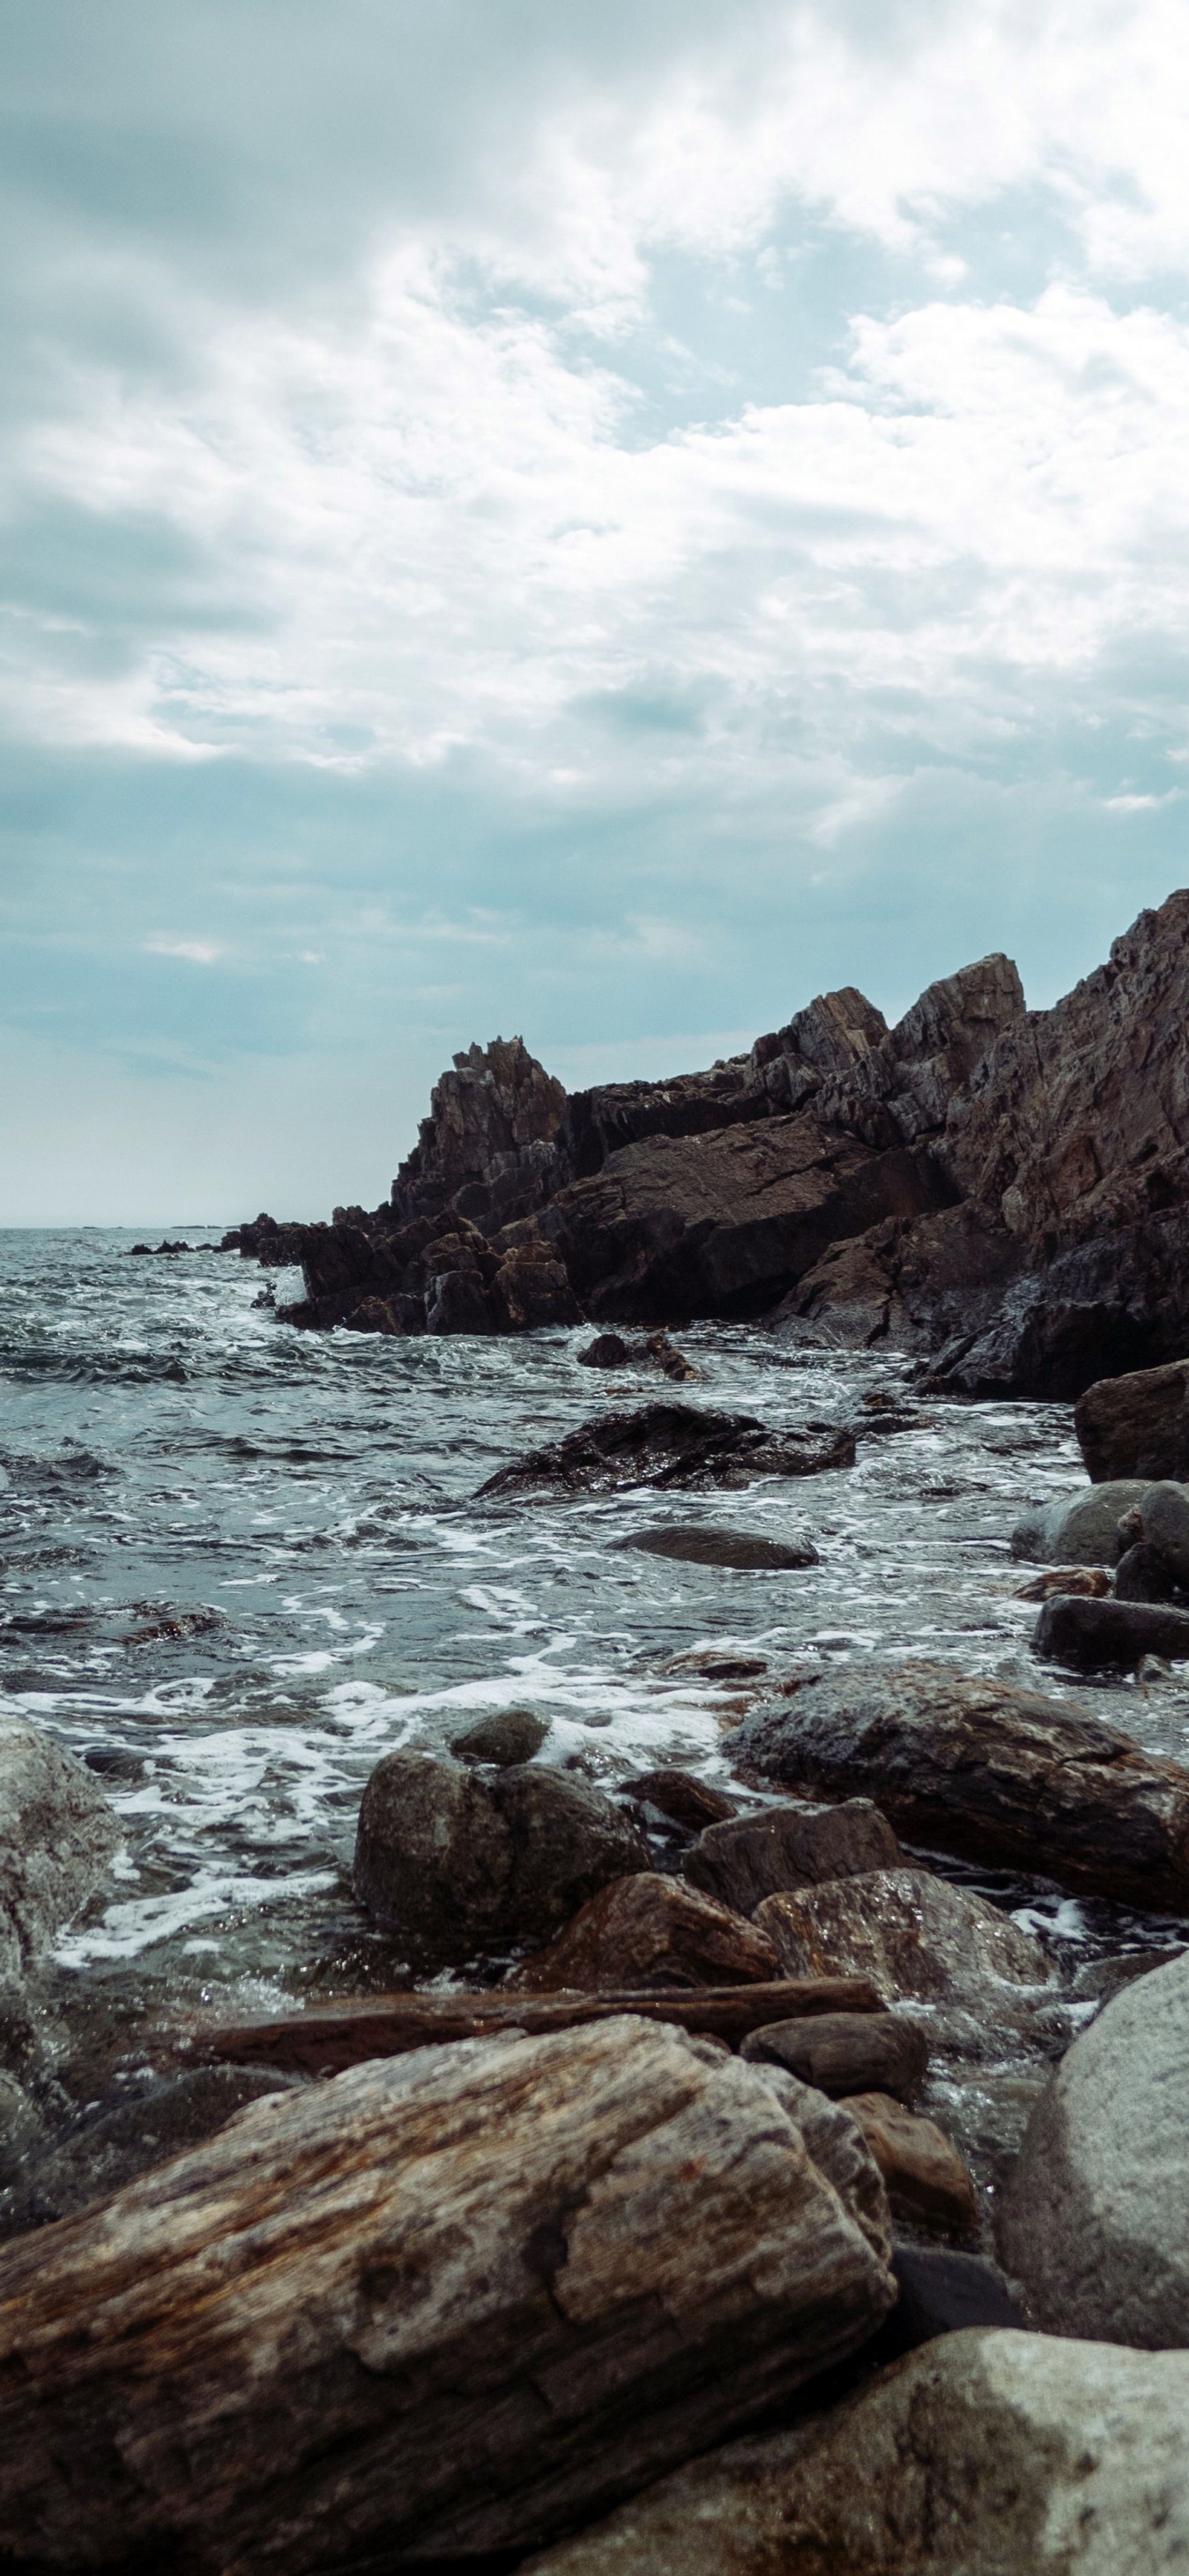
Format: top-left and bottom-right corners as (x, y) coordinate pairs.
(728, 1658), (1189, 1907)
(620, 1525), (819, 1570)
(489, 1252), (582, 1331)
(1070, 1947), (1185, 2005)
(838, 2093), (979, 2239)
(451, 1707), (550, 1766)
(1112, 1540), (1177, 1601)
(1008, 1479), (1148, 1564)
(0, 2066), (301, 2237)
(879, 2246), (1024, 2350)
(754, 1868), (1050, 2010)
(424, 1265), (493, 1334)
(522, 2329), (1189, 2576)
(1140, 1476), (1189, 1582)
(1000, 1949), (1189, 2348)
(1076, 1358), (1189, 1481)
(0, 2017), (897, 2571)
(621, 1769), (739, 1830)
(0, 1710), (120, 1987)
(1034, 1592), (1189, 1670)
(740, 2011), (929, 2103)
(578, 1330), (696, 1379)
(684, 1798), (901, 1915)
(508, 1873), (780, 1992)
(1014, 1564), (1111, 1600)
(351, 1752), (648, 1964)
(478, 1402), (855, 1499)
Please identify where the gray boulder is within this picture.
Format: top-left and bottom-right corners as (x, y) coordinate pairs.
(684, 1798), (900, 1915)
(0, 2066), (301, 2238)
(0, 1710), (120, 1985)
(352, 1751), (648, 1962)
(524, 2330), (1189, 2575)
(1000, 1950), (1189, 2348)
(1010, 1480), (1149, 1564)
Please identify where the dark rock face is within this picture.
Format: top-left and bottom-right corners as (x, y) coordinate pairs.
(728, 1660), (1189, 1908)
(1034, 1593), (1189, 1670)
(478, 1404), (855, 1499)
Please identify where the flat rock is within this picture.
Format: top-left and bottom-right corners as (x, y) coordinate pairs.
(1009, 1479), (1148, 1564)
(508, 1872), (780, 1992)
(1034, 1592), (1189, 1670)
(352, 1752), (648, 1964)
(740, 2010), (929, 2102)
(479, 1401), (855, 1498)
(754, 1867), (1050, 2010)
(0, 1710), (120, 1990)
(619, 1525), (819, 1569)
(728, 1657), (1189, 1907)
(1076, 1358), (1189, 1481)
(0, 2016), (897, 2572)
(684, 1797), (900, 1914)
(526, 2327), (1189, 2576)
(1000, 1949), (1189, 2347)
(838, 2092), (978, 2239)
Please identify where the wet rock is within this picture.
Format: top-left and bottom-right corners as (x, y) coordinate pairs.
(740, 2011), (929, 2103)
(1000, 1949), (1189, 2348)
(524, 2327), (1189, 2576)
(1113, 1539), (1179, 1601)
(451, 1707), (550, 1767)
(684, 1798), (900, 1915)
(478, 1402), (855, 1499)
(1070, 1947), (1185, 2006)
(1076, 1357), (1189, 1482)
(729, 1658), (1189, 1907)
(578, 1329), (696, 1379)
(1138, 1476), (1189, 1582)
(621, 1769), (739, 1830)
(0, 1710), (120, 1990)
(424, 1265), (493, 1334)
(754, 1868), (1049, 2012)
(0, 2017), (897, 2571)
(1015, 1564), (1111, 1600)
(1009, 1479), (1149, 1564)
(1034, 1592), (1189, 1670)
(507, 1872), (780, 1992)
(838, 2093), (978, 2239)
(351, 1751), (648, 1964)
(489, 1250), (583, 1331)
(620, 1525), (819, 1571)
(0, 2066), (301, 2236)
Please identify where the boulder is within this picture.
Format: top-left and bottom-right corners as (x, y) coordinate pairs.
(754, 1868), (1049, 2011)
(740, 2011), (929, 2103)
(0, 1711), (120, 1990)
(479, 1402), (855, 1499)
(351, 1753), (648, 1964)
(577, 1329), (696, 1379)
(1140, 1477), (1189, 1582)
(522, 2330), (1189, 2575)
(0, 2017), (897, 2571)
(728, 1658), (1189, 1907)
(1076, 1358), (1189, 1482)
(620, 1525), (819, 1570)
(1034, 1592), (1189, 1670)
(1112, 1540), (1178, 1601)
(450, 1707), (550, 1766)
(879, 2245), (1024, 2350)
(1008, 1479), (1148, 1564)
(684, 1798), (901, 1915)
(1000, 1950), (1189, 2348)
(508, 1873), (780, 1993)
(622, 1769), (739, 1830)
(838, 2092), (978, 2238)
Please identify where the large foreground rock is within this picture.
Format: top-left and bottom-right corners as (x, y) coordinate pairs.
(0, 1711), (119, 1988)
(1000, 1950), (1189, 2348)
(525, 2329), (1189, 2574)
(0, 2017), (896, 2574)
(729, 1660), (1189, 1907)
(1075, 1358), (1189, 1481)
(351, 1752), (647, 1963)
(479, 1401), (854, 1499)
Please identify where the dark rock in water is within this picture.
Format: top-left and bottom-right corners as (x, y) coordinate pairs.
(451, 1708), (550, 1767)
(621, 1769), (739, 1831)
(878, 2245), (1024, 2355)
(754, 1868), (1049, 2011)
(620, 1525), (819, 1571)
(1009, 1480), (1149, 1565)
(1113, 1540), (1179, 1602)
(578, 1328), (696, 1379)
(351, 1751), (648, 1963)
(728, 1659), (1189, 1908)
(0, 2066), (301, 2237)
(1034, 1592), (1189, 1670)
(684, 1799), (900, 1915)
(507, 1872), (781, 1992)
(1070, 1947), (1186, 2006)
(740, 2011), (929, 2103)
(478, 1403), (855, 1499)
(1076, 1358), (1189, 1481)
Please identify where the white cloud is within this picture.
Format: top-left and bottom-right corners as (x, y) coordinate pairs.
(143, 936), (224, 964)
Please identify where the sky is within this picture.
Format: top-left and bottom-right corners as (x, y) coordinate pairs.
(4, 0), (1189, 1222)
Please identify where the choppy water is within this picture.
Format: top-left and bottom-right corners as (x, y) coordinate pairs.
(4, 1228), (1189, 2067)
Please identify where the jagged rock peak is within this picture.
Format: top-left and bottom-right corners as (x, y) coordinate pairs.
(392, 1034), (567, 1227)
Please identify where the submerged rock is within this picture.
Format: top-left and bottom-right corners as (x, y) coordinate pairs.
(684, 1798), (900, 1915)
(620, 1525), (819, 1570)
(450, 1707), (550, 1766)
(622, 1769), (739, 1830)
(0, 2066), (300, 2237)
(577, 1329), (696, 1379)
(0, 2017), (897, 2571)
(507, 1872), (780, 1992)
(479, 1402), (855, 1499)
(1009, 1479), (1149, 1564)
(1000, 1949), (1189, 2349)
(729, 1658), (1189, 1907)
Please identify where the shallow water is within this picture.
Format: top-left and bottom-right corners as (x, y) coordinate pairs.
(4, 1227), (1188, 2068)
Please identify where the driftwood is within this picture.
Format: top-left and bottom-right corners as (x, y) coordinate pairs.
(0, 2015), (895, 2575)
(182, 1976), (881, 2077)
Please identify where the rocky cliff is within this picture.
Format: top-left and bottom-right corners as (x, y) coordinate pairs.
(228, 892), (1189, 1398)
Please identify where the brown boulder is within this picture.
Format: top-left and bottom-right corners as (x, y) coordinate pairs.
(1075, 1359), (1189, 1482)
(739, 2011), (929, 2103)
(684, 1798), (900, 1915)
(754, 1869), (1049, 2008)
(508, 1873), (780, 1992)
(838, 2092), (978, 2238)
(622, 1769), (739, 1830)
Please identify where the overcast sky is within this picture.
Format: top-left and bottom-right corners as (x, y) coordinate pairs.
(4, 0), (1189, 1221)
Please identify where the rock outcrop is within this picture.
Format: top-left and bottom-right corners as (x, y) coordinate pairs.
(479, 1403), (855, 1499)
(0, 2017), (897, 2572)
